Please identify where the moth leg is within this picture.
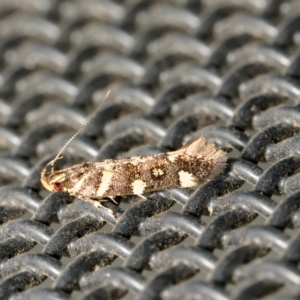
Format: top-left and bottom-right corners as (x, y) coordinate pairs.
(82, 197), (104, 210)
(87, 195), (118, 205)
(83, 197), (118, 218)
(137, 194), (147, 200)
(95, 199), (109, 202)
(108, 196), (118, 205)
(74, 193), (116, 217)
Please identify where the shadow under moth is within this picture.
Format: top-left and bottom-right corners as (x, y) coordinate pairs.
(41, 91), (227, 211)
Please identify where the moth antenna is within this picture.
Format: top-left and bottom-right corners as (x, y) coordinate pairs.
(49, 90), (110, 173)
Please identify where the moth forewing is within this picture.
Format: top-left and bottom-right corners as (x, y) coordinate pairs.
(41, 137), (227, 202)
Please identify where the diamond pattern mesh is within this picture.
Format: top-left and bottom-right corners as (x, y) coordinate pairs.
(1, 1), (300, 299)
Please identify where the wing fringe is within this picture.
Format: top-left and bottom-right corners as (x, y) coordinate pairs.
(181, 137), (227, 177)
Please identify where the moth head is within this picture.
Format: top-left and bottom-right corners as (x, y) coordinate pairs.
(40, 90), (110, 193)
(41, 165), (85, 193)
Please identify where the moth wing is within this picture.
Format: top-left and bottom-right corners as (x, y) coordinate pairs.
(172, 137), (227, 165)
(177, 137), (199, 150)
(182, 137), (208, 156)
(171, 137), (207, 156)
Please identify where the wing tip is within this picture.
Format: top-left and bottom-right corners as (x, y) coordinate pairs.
(184, 136), (228, 177)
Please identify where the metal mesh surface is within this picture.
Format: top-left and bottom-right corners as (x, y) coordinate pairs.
(1, 0), (300, 299)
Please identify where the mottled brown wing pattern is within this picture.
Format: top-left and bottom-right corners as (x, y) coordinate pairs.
(42, 137), (227, 201)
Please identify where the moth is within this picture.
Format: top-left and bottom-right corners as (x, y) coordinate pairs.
(41, 91), (227, 210)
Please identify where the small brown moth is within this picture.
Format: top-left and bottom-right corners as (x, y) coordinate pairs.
(41, 91), (227, 209)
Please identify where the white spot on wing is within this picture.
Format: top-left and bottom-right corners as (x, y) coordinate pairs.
(130, 156), (142, 166)
(132, 179), (147, 194)
(167, 150), (184, 162)
(97, 170), (114, 196)
(178, 170), (197, 187)
(167, 153), (178, 162)
(152, 168), (164, 177)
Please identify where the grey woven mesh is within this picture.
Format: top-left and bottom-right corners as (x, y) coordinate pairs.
(1, 1), (300, 299)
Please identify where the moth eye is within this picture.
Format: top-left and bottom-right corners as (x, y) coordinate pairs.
(53, 182), (63, 192)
